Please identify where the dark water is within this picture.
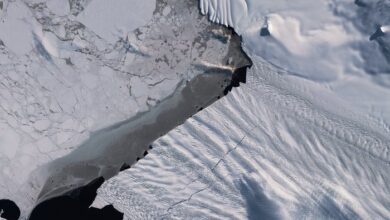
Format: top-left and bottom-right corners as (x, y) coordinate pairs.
(28, 177), (123, 220)
(0, 199), (20, 220)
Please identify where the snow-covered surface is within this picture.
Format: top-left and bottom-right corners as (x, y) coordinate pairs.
(201, 0), (390, 76)
(200, 0), (390, 124)
(382, 25), (390, 33)
(77, 0), (155, 44)
(0, 0), (245, 217)
(97, 54), (390, 219)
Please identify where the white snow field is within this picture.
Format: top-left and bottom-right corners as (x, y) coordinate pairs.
(200, 0), (390, 123)
(95, 0), (390, 219)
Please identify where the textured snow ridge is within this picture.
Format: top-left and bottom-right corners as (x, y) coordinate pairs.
(0, 0), (250, 217)
(97, 55), (390, 219)
(199, 0), (248, 28)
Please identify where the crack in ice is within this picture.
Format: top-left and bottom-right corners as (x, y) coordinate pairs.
(165, 126), (257, 214)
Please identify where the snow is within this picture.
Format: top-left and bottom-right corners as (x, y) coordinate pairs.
(77, 0), (156, 44)
(200, 0), (390, 82)
(382, 25), (390, 33)
(199, 0), (248, 28)
(199, 0), (390, 142)
(0, 124), (20, 159)
(0, 1), (35, 55)
(46, 0), (70, 16)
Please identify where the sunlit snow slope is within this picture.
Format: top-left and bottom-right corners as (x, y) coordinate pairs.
(200, 0), (390, 124)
